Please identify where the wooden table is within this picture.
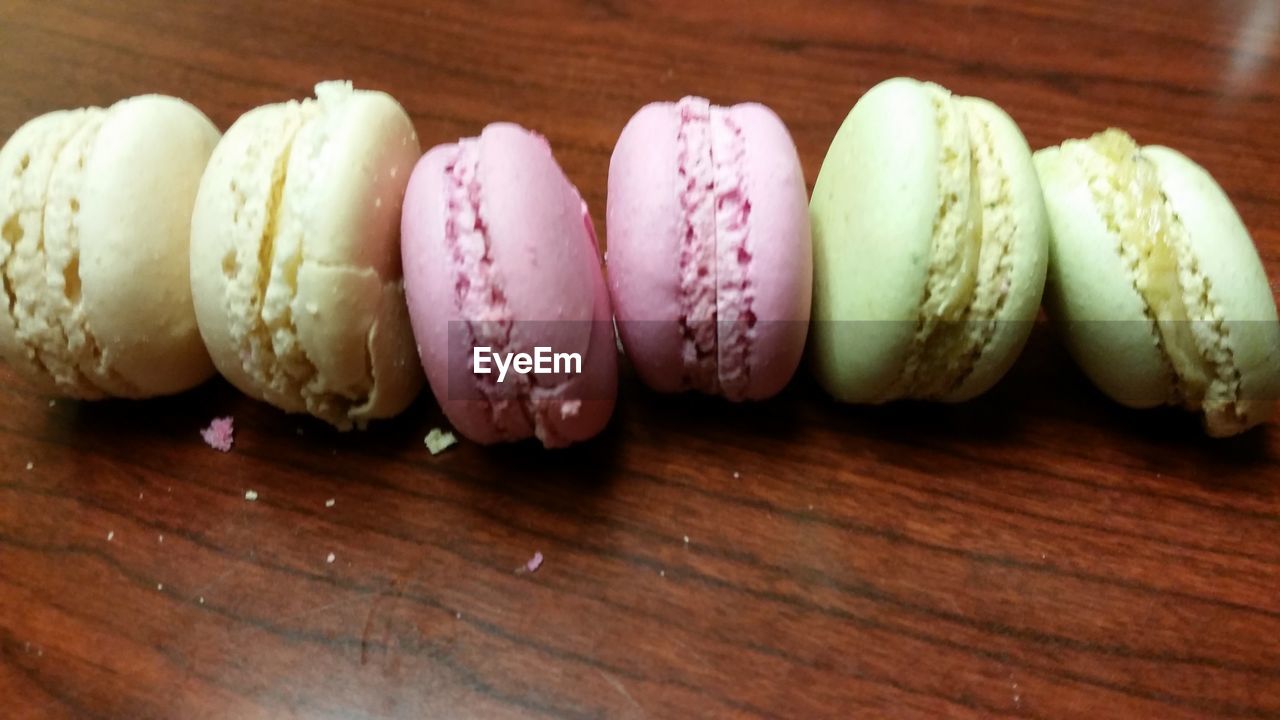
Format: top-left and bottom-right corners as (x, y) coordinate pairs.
(2, 1), (1279, 718)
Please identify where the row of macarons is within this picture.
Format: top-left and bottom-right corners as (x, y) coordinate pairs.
(1, 78), (1276, 446)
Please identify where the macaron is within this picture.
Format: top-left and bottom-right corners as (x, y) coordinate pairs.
(190, 81), (422, 430)
(0, 95), (219, 398)
(809, 77), (1049, 403)
(606, 97), (812, 400)
(401, 123), (617, 448)
(1034, 129), (1280, 436)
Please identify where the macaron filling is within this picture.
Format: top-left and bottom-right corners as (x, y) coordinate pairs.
(675, 96), (756, 398)
(42, 111), (139, 397)
(675, 97), (720, 392)
(2, 111), (96, 395)
(921, 86), (982, 327)
(1, 109), (133, 397)
(444, 138), (516, 438)
(220, 99), (321, 416)
(443, 138), (580, 446)
(951, 101), (1018, 385)
(1070, 129), (1243, 431)
(892, 86), (1008, 399)
(259, 108), (316, 401)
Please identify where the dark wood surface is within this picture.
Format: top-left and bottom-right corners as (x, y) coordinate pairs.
(2, 1), (1280, 718)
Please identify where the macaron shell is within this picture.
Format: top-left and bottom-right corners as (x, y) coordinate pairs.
(728, 102), (811, 399)
(291, 87), (417, 279)
(809, 77), (939, 402)
(478, 124), (595, 369)
(1143, 145), (1280, 424)
(1033, 146), (1174, 408)
(606, 102), (687, 393)
(943, 97), (1048, 402)
(79, 95), (219, 396)
(476, 124), (616, 444)
(285, 87), (422, 422)
(41, 110), (127, 396)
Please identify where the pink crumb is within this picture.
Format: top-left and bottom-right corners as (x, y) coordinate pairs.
(523, 551), (544, 574)
(200, 416), (234, 452)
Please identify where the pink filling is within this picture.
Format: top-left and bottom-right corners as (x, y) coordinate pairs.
(676, 98), (719, 392)
(443, 140), (575, 446)
(445, 140), (515, 435)
(675, 97), (754, 397)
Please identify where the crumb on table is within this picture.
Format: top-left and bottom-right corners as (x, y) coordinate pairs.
(425, 428), (458, 455)
(520, 550), (544, 574)
(200, 416), (235, 452)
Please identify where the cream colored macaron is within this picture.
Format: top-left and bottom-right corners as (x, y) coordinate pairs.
(1034, 129), (1280, 436)
(0, 95), (219, 398)
(809, 77), (1049, 403)
(190, 81), (422, 430)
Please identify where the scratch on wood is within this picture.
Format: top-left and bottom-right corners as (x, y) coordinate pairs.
(598, 669), (646, 717)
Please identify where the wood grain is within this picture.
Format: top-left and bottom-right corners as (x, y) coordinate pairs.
(2, 1), (1279, 718)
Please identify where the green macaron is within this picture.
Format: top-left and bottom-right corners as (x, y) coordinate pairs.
(1034, 129), (1280, 436)
(809, 77), (1049, 404)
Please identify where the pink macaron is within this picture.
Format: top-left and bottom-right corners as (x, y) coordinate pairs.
(607, 97), (812, 400)
(401, 123), (617, 447)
